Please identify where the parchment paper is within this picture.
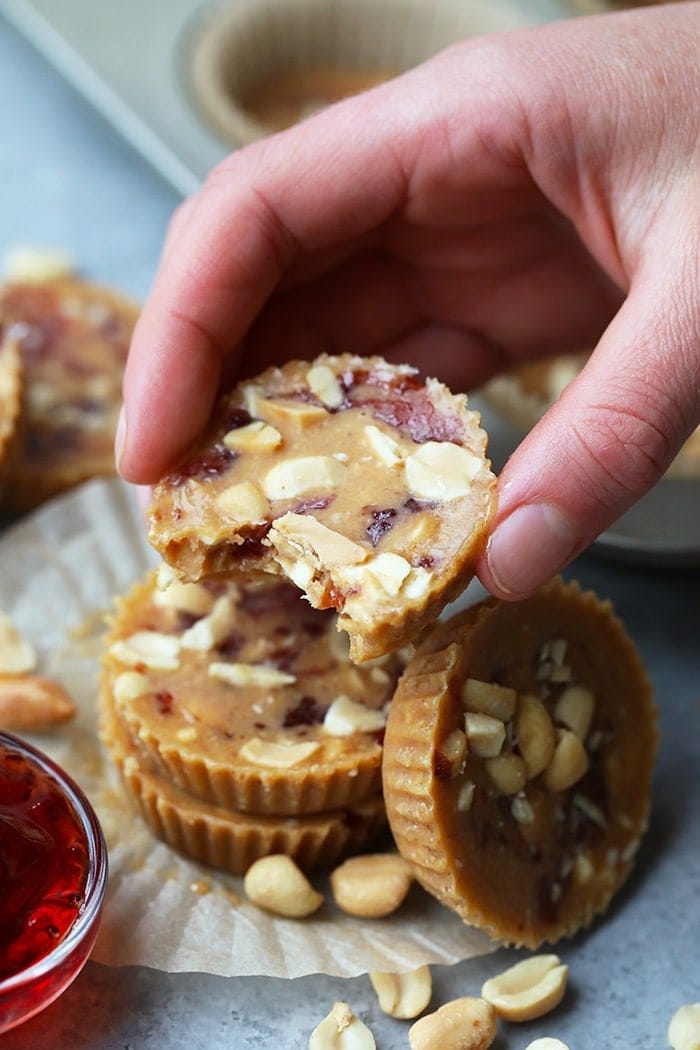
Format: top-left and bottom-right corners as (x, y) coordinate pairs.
(0, 478), (496, 978)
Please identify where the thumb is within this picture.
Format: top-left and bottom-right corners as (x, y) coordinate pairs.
(477, 253), (699, 598)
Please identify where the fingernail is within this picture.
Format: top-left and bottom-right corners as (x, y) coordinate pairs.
(115, 405), (127, 474)
(486, 502), (579, 598)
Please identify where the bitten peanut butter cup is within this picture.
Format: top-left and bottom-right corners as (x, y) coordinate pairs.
(0, 278), (138, 510)
(102, 569), (403, 816)
(148, 354), (497, 662)
(101, 690), (386, 874)
(382, 577), (657, 947)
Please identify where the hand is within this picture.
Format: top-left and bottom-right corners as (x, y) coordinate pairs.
(117, 2), (700, 599)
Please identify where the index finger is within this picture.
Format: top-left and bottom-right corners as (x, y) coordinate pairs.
(117, 91), (415, 483)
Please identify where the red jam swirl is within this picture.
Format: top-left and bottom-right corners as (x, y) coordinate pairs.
(0, 742), (89, 981)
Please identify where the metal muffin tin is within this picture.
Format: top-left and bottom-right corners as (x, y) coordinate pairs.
(3, 0), (592, 196)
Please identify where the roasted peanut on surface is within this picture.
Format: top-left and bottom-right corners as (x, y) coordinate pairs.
(243, 855), (323, 917)
(330, 853), (413, 918)
(668, 1002), (700, 1050)
(481, 954), (568, 1022)
(309, 1002), (376, 1050)
(0, 674), (76, 731)
(368, 965), (432, 1019)
(408, 997), (497, 1050)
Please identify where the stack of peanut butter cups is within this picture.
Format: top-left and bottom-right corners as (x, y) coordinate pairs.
(101, 569), (403, 873)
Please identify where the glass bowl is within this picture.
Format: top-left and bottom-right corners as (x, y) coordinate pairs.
(0, 731), (108, 1034)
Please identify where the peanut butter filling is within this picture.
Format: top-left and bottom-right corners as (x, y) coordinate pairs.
(103, 569), (403, 815)
(149, 354), (497, 661)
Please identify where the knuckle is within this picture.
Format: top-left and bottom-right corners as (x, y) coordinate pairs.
(569, 403), (672, 505)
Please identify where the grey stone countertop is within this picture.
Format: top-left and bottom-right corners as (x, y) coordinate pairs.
(0, 14), (698, 1050)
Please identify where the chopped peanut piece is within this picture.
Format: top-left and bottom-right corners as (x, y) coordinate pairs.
(457, 780), (476, 812)
(543, 730), (589, 792)
(485, 754), (528, 795)
(306, 363), (344, 408)
(462, 678), (517, 721)
(262, 455), (346, 500)
(369, 966), (432, 1019)
(208, 662), (296, 687)
(243, 855), (323, 917)
(272, 512), (368, 567)
(252, 395), (327, 428)
(540, 638), (568, 665)
(405, 442), (482, 500)
(516, 693), (556, 778)
(223, 420), (282, 452)
(481, 954), (568, 1022)
(153, 577), (215, 616)
(437, 729), (468, 779)
(322, 695), (386, 736)
(464, 711), (505, 758)
(214, 480), (269, 524)
(554, 685), (595, 740)
(409, 997), (497, 1050)
(181, 595), (238, 651)
(573, 853), (594, 883)
(364, 424), (405, 466)
(113, 670), (152, 703)
(109, 631), (181, 671)
(511, 794), (535, 823)
(238, 738), (320, 768)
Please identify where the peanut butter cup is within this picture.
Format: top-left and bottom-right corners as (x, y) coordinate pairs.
(148, 354), (497, 662)
(0, 278), (138, 510)
(102, 568), (403, 816)
(382, 577), (657, 947)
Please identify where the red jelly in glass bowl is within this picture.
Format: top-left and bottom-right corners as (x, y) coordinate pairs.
(0, 731), (107, 1034)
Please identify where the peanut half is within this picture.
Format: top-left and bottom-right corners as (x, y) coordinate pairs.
(368, 965), (432, 1019)
(408, 997), (497, 1050)
(309, 1002), (376, 1050)
(330, 853), (413, 918)
(243, 855), (323, 918)
(481, 954), (568, 1022)
(668, 1003), (700, 1050)
(542, 731), (588, 793)
(525, 1040), (570, 1050)
(0, 675), (76, 732)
